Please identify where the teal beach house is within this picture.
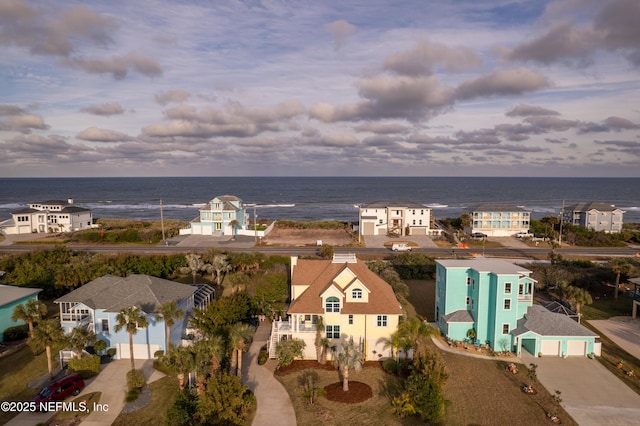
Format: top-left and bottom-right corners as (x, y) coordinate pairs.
(0, 284), (42, 342)
(435, 259), (598, 357)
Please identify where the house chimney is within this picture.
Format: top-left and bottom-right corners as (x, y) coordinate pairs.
(68, 198), (73, 204)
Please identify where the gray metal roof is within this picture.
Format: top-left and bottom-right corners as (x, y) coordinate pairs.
(0, 285), (42, 307)
(443, 309), (475, 323)
(512, 305), (597, 337)
(361, 201), (428, 209)
(55, 275), (197, 314)
(565, 202), (622, 213)
(468, 203), (527, 212)
(437, 258), (533, 276)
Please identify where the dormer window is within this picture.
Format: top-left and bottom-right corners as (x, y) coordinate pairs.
(325, 296), (340, 313)
(352, 289), (362, 299)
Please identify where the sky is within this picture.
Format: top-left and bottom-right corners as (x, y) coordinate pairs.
(1, 0), (639, 178)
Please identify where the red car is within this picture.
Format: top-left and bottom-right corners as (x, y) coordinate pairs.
(32, 373), (85, 405)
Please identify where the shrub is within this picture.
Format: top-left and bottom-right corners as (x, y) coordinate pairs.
(258, 349), (268, 365)
(3, 324), (29, 342)
(68, 354), (101, 378)
(275, 338), (306, 367)
(127, 368), (145, 390)
(154, 349), (165, 358)
(93, 339), (107, 354)
(125, 388), (140, 403)
(107, 348), (117, 358)
(166, 390), (198, 426)
(382, 359), (399, 375)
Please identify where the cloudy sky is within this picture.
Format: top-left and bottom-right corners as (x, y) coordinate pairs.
(1, 0), (639, 177)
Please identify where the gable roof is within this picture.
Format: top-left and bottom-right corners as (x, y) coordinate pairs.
(468, 203), (527, 212)
(55, 275), (196, 314)
(511, 305), (598, 337)
(361, 200), (427, 209)
(565, 202), (623, 213)
(202, 195), (243, 211)
(0, 285), (42, 308)
(288, 258), (402, 315)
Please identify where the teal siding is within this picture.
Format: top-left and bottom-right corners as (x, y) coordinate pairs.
(0, 294), (39, 342)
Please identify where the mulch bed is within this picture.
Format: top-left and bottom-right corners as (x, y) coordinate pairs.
(274, 360), (382, 376)
(324, 381), (373, 403)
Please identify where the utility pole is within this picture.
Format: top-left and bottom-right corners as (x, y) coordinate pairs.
(558, 199), (564, 247)
(160, 199), (166, 242)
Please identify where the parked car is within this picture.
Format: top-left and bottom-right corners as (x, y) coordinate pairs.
(32, 373), (85, 405)
(391, 243), (412, 252)
(515, 232), (534, 239)
(470, 232), (487, 240)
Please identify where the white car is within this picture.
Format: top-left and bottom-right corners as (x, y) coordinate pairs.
(391, 243), (412, 252)
(515, 232), (534, 239)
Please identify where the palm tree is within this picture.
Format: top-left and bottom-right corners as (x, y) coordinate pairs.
(378, 331), (404, 361)
(67, 327), (97, 360)
(193, 336), (224, 393)
(180, 253), (207, 284)
(566, 287), (593, 322)
(167, 345), (195, 391)
(29, 319), (65, 378)
(115, 305), (149, 371)
(333, 337), (364, 391)
(155, 300), (184, 352)
(210, 254), (231, 286)
(229, 323), (254, 378)
(610, 258), (633, 301)
(229, 219), (239, 240)
(12, 299), (47, 336)
(314, 316), (326, 363)
(399, 317), (438, 356)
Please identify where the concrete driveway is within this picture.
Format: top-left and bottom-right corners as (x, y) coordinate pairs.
(521, 351), (640, 425)
(589, 316), (640, 360)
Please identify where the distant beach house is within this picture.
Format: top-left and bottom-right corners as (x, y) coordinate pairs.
(0, 198), (92, 235)
(0, 284), (42, 342)
(435, 258), (599, 357)
(466, 203), (530, 237)
(55, 275), (214, 359)
(359, 201), (437, 236)
(563, 202), (624, 233)
(268, 254), (403, 360)
(187, 195), (247, 236)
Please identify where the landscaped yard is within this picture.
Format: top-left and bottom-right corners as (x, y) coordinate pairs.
(112, 376), (179, 426)
(405, 279), (435, 320)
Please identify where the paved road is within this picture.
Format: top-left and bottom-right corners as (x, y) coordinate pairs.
(521, 351), (640, 426)
(243, 321), (296, 426)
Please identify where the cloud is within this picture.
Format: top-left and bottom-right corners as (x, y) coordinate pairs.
(80, 103), (124, 116)
(578, 116), (640, 133)
(77, 127), (133, 142)
(504, 0), (640, 67)
(63, 52), (163, 79)
(0, 104), (27, 116)
(0, 113), (48, 133)
(455, 68), (551, 100)
(383, 38), (482, 76)
(326, 20), (356, 51)
(354, 122), (410, 134)
(155, 89), (191, 105)
(506, 104), (560, 117)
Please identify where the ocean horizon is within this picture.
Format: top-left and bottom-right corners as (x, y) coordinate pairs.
(1, 176), (639, 223)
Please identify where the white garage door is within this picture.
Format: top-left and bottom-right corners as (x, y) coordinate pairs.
(118, 343), (160, 360)
(567, 340), (587, 356)
(540, 340), (560, 356)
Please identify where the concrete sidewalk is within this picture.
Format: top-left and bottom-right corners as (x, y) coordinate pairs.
(243, 320), (296, 426)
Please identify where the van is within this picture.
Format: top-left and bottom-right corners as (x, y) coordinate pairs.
(391, 243), (412, 252)
(32, 373), (85, 405)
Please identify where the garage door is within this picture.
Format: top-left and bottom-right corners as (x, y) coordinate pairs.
(118, 343), (160, 360)
(540, 340), (560, 356)
(567, 340), (587, 356)
(363, 222), (374, 235)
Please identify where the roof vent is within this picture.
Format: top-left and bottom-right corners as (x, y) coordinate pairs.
(332, 253), (357, 263)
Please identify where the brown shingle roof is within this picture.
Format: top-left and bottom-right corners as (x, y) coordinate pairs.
(288, 258), (402, 315)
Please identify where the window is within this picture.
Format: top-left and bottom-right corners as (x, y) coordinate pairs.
(504, 299), (511, 310)
(466, 277), (471, 286)
(465, 297), (470, 306)
(505, 282), (512, 294)
(326, 325), (340, 339)
(326, 297), (340, 313)
(519, 284), (524, 295)
(502, 324), (510, 334)
(348, 314), (353, 325)
(101, 319), (109, 333)
(377, 315), (388, 327)
(352, 289), (362, 299)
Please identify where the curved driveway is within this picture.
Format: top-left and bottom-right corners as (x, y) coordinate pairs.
(243, 321), (296, 426)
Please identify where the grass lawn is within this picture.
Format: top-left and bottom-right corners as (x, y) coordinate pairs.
(112, 376), (179, 426)
(582, 295), (633, 321)
(442, 349), (577, 426)
(405, 279), (435, 320)
(275, 364), (424, 426)
(0, 344), (62, 425)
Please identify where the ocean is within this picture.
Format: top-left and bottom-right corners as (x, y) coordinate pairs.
(0, 177), (639, 223)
